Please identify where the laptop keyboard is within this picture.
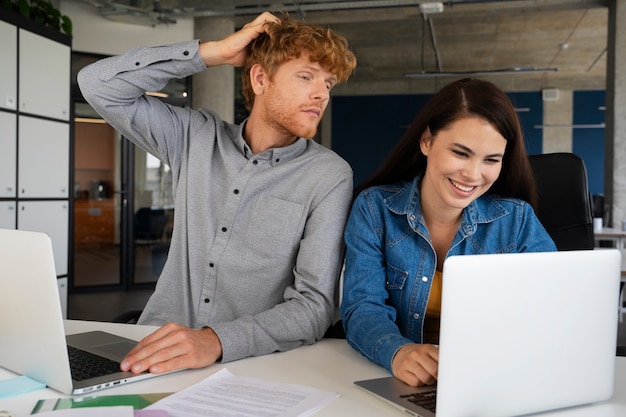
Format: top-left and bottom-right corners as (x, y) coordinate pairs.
(67, 345), (122, 381)
(400, 388), (437, 412)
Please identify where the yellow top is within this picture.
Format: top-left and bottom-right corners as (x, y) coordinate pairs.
(423, 270), (442, 345)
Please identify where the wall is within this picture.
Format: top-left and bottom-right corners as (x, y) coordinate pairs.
(61, 1), (607, 199)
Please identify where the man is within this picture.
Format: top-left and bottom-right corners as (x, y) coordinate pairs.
(77, 12), (357, 374)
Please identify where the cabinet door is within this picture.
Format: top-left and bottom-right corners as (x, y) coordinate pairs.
(0, 21), (17, 111)
(18, 116), (69, 198)
(0, 112), (16, 197)
(18, 201), (68, 276)
(0, 201), (16, 229)
(19, 29), (70, 121)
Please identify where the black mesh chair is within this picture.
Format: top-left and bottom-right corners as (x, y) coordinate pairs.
(528, 152), (595, 251)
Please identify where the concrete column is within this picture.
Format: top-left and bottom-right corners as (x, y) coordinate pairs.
(605, 0), (626, 228)
(542, 89), (573, 153)
(192, 17), (235, 123)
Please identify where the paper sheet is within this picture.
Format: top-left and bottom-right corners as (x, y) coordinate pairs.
(146, 368), (339, 417)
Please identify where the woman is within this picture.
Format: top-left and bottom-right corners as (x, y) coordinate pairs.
(340, 78), (556, 387)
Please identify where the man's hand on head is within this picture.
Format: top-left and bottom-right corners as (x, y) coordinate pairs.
(199, 11), (280, 68)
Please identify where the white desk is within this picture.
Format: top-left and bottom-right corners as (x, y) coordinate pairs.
(2, 320), (626, 416)
(596, 227), (626, 249)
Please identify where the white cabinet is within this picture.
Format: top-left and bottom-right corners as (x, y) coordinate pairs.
(0, 20), (17, 111)
(18, 116), (69, 198)
(0, 201), (16, 229)
(19, 29), (70, 121)
(0, 112), (16, 197)
(18, 201), (69, 276)
(0, 15), (71, 285)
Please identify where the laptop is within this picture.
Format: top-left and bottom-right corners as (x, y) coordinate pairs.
(0, 228), (163, 395)
(355, 249), (622, 417)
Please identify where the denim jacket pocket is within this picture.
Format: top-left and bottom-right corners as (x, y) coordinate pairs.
(385, 262), (409, 290)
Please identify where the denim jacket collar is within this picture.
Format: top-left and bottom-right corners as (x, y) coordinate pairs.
(383, 176), (510, 238)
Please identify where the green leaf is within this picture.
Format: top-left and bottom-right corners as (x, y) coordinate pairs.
(61, 15), (72, 36)
(18, 0), (29, 18)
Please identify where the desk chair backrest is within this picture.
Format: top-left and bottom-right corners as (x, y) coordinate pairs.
(528, 152), (595, 250)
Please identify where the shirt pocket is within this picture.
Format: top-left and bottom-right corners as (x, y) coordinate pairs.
(244, 194), (304, 259)
(385, 262), (409, 290)
(385, 262), (409, 308)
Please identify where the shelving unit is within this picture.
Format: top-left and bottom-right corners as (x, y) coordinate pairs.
(0, 12), (72, 317)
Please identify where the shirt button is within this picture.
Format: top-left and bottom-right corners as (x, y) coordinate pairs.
(413, 313), (420, 319)
(135, 61), (140, 66)
(233, 189), (239, 194)
(209, 262), (214, 268)
(422, 276), (429, 282)
(183, 50), (189, 56)
(275, 158), (280, 163)
(252, 160), (258, 165)
(204, 298), (210, 303)
(221, 227), (227, 232)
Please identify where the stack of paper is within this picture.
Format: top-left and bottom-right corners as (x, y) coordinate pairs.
(146, 368), (338, 417)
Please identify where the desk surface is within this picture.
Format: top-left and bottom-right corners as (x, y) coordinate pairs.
(2, 320), (626, 416)
(595, 228), (626, 249)
(596, 227), (626, 237)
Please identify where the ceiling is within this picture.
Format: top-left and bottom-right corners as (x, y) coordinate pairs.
(78, 0), (610, 93)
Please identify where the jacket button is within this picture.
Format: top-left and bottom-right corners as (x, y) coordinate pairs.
(413, 313), (420, 319)
(422, 276), (429, 282)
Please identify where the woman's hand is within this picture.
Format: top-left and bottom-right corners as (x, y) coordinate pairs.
(391, 343), (439, 386)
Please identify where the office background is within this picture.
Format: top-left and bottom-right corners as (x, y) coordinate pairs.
(1, 0), (625, 317)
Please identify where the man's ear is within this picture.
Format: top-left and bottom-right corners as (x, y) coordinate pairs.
(250, 63), (267, 95)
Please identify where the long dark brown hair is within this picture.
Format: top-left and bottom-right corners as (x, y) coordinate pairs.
(355, 78), (538, 209)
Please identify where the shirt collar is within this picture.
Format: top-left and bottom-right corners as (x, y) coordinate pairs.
(235, 119), (309, 167)
(383, 175), (510, 234)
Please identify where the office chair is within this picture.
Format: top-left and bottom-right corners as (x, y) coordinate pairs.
(134, 207), (170, 243)
(528, 152), (595, 250)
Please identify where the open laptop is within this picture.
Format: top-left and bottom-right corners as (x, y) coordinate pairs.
(355, 249), (622, 417)
(0, 228), (163, 395)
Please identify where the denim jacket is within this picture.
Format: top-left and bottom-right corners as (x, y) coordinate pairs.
(340, 176), (556, 374)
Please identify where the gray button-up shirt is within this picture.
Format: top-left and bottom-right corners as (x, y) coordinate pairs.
(77, 40), (353, 362)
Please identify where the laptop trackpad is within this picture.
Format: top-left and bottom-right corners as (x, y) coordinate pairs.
(91, 340), (136, 359)
(67, 331), (138, 361)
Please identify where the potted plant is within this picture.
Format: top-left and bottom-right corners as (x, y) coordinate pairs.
(1, 0), (72, 36)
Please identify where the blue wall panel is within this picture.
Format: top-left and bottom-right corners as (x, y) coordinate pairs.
(506, 92), (543, 156)
(331, 95), (430, 187)
(572, 90), (605, 195)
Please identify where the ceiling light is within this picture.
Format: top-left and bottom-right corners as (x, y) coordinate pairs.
(419, 2), (444, 14)
(404, 67), (557, 78)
